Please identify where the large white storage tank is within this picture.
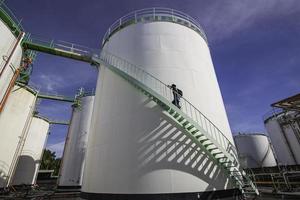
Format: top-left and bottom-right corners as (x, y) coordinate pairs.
(82, 8), (236, 199)
(234, 133), (277, 169)
(58, 95), (94, 189)
(0, 3), (24, 109)
(11, 116), (50, 185)
(0, 84), (37, 188)
(264, 110), (300, 165)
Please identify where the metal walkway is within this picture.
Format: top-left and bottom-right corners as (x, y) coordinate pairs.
(22, 34), (98, 64)
(20, 35), (259, 196)
(37, 93), (74, 103)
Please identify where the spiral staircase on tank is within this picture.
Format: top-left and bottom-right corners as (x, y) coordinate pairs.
(20, 35), (259, 197)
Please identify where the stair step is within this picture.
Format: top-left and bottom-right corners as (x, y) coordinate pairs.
(186, 125), (194, 130)
(220, 161), (232, 164)
(182, 121), (189, 126)
(207, 147), (218, 151)
(212, 152), (223, 156)
(224, 164), (235, 169)
(178, 116), (185, 122)
(161, 104), (169, 109)
(199, 138), (209, 142)
(169, 109), (176, 115)
(173, 113), (180, 118)
(203, 142), (213, 147)
(191, 130), (199, 134)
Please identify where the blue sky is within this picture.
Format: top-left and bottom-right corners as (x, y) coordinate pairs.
(6, 0), (300, 157)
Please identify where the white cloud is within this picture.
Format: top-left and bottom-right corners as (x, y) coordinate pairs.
(195, 0), (299, 42)
(36, 74), (66, 92)
(47, 141), (65, 158)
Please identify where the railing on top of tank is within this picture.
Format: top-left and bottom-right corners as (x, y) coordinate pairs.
(102, 7), (208, 46)
(82, 89), (96, 97)
(263, 108), (284, 122)
(24, 33), (100, 58)
(99, 50), (238, 161)
(0, 0), (24, 33)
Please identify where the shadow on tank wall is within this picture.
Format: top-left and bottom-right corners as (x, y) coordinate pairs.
(0, 160), (10, 188)
(11, 155), (36, 185)
(133, 98), (231, 191)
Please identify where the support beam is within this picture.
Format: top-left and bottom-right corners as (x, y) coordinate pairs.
(37, 93), (74, 103)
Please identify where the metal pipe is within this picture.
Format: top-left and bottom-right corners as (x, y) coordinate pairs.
(0, 32), (24, 77)
(0, 68), (20, 113)
(282, 172), (291, 191)
(0, 32), (25, 113)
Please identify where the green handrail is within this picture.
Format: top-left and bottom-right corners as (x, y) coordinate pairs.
(0, 0), (23, 37)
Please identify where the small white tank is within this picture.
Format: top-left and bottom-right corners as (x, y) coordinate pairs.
(264, 110), (300, 165)
(0, 85), (37, 187)
(0, 3), (24, 106)
(11, 116), (50, 185)
(234, 133), (277, 168)
(58, 95), (94, 189)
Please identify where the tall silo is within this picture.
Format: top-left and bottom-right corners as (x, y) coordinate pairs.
(0, 84), (37, 188)
(58, 94), (94, 189)
(234, 133), (277, 169)
(11, 116), (50, 185)
(82, 8), (238, 199)
(0, 2), (25, 111)
(264, 110), (300, 165)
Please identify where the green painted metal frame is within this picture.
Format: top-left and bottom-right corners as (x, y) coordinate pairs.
(0, 0), (23, 37)
(37, 93), (75, 103)
(22, 41), (93, 63)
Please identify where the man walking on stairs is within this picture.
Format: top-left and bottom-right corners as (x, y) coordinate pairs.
(168, 84), (183, 109)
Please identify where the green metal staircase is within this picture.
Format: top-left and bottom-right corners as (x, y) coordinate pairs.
(93, 51), (259, 196)
(21, 35), (259, 196)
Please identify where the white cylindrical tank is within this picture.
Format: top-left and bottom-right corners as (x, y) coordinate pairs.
(264, 111), (300, 165)
(82, 9), (236, 199)
(234, 133), (277, 169)
(0, 3), (24, 106)
(58, 95), (94, 189)
(11, 116), (50, 185)
(0, 85), (37, 187)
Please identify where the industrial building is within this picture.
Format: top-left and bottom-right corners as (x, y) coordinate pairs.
(1, 1), (300, 199)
